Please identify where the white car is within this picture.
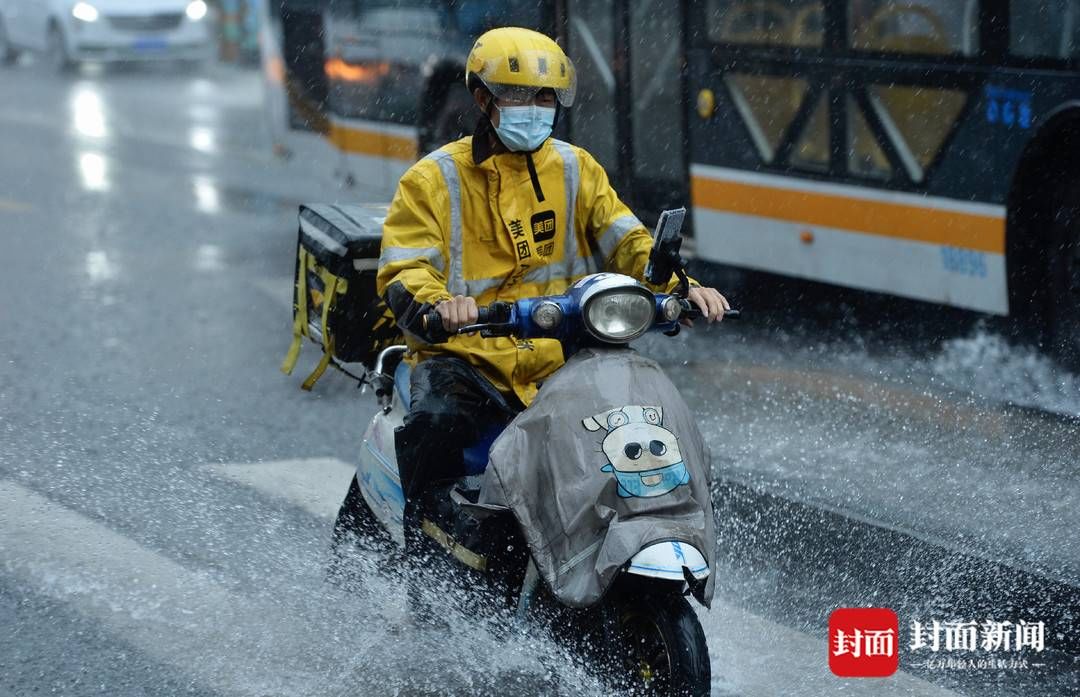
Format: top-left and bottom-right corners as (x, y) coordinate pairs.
(0, 0), (214, 69)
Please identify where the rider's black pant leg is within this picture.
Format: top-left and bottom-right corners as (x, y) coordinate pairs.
(395, 356), (519, 501)
(394, 357), (519, 623)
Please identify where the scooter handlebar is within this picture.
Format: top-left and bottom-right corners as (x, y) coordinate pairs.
(678, 298), (741, 321)
(421, 304), (504, 340)
(421, 299), (739, 341)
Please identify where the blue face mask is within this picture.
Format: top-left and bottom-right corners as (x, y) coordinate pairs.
(493, 104), (556, 152)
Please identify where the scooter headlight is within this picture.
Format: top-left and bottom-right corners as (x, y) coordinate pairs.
(583, 288), (655, 343)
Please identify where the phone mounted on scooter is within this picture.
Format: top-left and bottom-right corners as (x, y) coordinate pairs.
(645, 207), (691, 297)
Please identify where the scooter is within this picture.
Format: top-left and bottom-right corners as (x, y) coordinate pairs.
(332, 209), (735, 696)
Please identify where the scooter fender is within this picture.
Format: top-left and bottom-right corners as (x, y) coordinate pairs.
(356, 397), (406, 547)
(627, 541), (709, 582)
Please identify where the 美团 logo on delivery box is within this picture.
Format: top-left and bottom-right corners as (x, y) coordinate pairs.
(829, 608), (900, 677)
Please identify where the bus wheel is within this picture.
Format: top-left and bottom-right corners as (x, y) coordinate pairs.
(1046, 179), (1080, 370)
(428, 85), (475, 153)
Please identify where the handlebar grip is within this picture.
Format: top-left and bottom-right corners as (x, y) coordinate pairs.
(421, 310), (443, 334)
(421, 303), (507, 342)
(678, 299), (740, 321)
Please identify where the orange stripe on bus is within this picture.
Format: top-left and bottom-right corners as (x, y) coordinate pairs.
(329, 123), (417, 162)
(691, 175), (1005, 254)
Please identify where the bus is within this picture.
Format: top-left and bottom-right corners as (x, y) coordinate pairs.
(261, 1), (1080, 366)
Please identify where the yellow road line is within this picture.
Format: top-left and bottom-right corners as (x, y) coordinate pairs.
(691, 175), (1006, 254)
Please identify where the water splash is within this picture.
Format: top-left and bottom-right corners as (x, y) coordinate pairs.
(932, 330), (1080, 417)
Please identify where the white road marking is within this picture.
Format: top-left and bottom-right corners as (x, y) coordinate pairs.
(202, 457), (355, 520)
(0, 481), (340, 696)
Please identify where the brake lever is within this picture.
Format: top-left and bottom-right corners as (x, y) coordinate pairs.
(677, 298), (741, 320)
(458, 301), (515, 337)
(668, 302), (739, 337)
(456, 323), (515, 337)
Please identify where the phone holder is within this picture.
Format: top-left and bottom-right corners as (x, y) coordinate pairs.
(645, 207), (691, 297)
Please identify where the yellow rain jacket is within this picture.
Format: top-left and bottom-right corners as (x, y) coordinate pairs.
(377, 134), (685, 406)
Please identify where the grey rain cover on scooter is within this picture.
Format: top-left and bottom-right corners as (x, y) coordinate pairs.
(479, 347), (716, 608)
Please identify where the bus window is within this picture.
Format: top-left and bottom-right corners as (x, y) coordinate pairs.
(723, 75), (809, 162)
(325, 0), (447, 125)
(1010, 0), (1080, 60)
(567, 0), (618, 174)
(629, 0), (685, 189)
(848, 95), (893, 180)
(706, 0), (825, 48)
(865, 85), (967, 180)
(849, 0), (980, 56)
(790, 92), (829, 171)
(280, 0), (330, 132)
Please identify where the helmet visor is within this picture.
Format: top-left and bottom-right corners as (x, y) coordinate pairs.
(475, 50), (577, 107)
(484, 81), (577, 108)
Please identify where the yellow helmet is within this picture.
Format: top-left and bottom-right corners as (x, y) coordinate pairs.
(466, 27), (577, 107)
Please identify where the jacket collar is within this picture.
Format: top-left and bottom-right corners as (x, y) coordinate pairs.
(471, 116), (500, 165)
(471, 116), (553, 171)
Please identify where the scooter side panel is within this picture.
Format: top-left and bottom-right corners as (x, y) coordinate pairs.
(357, 403), (406, 547)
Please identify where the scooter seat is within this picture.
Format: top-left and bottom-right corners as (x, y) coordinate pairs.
(393, 360), (502, 475)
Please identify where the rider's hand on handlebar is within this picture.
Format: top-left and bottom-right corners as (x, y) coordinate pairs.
(436, 295), (479, 333)
(682, 286), (731, 327)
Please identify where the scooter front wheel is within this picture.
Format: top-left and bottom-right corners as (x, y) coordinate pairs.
(603, 592), (711, 697)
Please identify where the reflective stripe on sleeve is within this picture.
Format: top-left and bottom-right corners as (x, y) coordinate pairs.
(424, 150), (466, 296)
(597, 214), (643, 262)
(378, 246), (446, 273)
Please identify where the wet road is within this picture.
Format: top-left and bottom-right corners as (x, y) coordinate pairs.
(1, 60), (1078, 696)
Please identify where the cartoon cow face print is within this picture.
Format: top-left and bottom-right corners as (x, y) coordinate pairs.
(583, 405), (690, 498)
